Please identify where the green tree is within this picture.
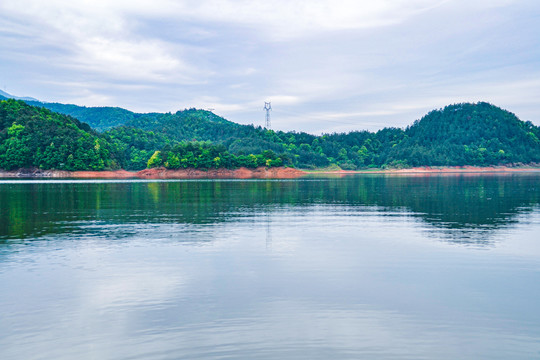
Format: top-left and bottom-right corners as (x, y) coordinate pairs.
(147, 151), (163, 168)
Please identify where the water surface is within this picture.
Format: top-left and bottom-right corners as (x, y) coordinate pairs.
(1, 174), (539, 359)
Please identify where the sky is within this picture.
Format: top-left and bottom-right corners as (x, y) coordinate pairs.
(0, 0), (539, 134)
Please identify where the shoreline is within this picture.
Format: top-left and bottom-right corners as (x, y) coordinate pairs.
(2, 165), (540, 179)
(0, 167), (306, 179)
(308, 165), (540, 175)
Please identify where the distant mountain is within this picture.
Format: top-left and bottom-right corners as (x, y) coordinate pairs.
(24, 101), (142, 131)
(23, 100), (251, 133)
(0, 94), (145, 130)
(121, 108), (263, 144)
(0, 89), (39, 102)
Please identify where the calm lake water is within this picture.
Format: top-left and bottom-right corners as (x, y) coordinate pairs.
(1, 174), (540, 359)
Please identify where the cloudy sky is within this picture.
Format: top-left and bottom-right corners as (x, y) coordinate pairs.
(0, 0), (539, 133)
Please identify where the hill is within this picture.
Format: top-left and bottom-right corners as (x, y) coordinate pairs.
(24, 100), (145, 131)
(2, 98), (539, 171)
(383, 102), (540, 166)
(0, 89), (39, 102)
(0, 99), (119, 170)
(0, 92), (141, 130)
(106, 102), (540, 169)
(17, 97), (402, 169)
(0, 99), (287, 171)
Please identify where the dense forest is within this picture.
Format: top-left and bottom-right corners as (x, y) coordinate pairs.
(0, 99), (117, 170)
(146, 142), (284, 170)
(0, 100), (284, 171)
(1, 98), (539, 171)
(24, 100), (153, 131)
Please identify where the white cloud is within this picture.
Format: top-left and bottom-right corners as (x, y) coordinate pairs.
(266, 95), (302, 105)
(167, 0), (447, 40)
(1, 0), (539, 132)
(0, 0), (211, 84)
(0, 0), (453, 49)
(71, 37), (198, 83)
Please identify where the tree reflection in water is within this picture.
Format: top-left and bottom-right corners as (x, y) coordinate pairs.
(0, 174), (539, 247)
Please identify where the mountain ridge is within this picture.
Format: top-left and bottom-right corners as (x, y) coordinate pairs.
(0, 90), (39, 102)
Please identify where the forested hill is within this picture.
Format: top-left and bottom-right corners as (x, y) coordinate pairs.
(0, 99), (119, 170)
(1, 98), (539, 171)
(22, 100), (251, 135)
(107, 102), (540, 168)
(1, 92), (135, 130)
(0, 99), (285, 171)
(24, 100), (143, 130)
(384, 103), (540, 166)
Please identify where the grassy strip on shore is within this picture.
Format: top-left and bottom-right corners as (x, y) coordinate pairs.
(303, 165), (540, 174)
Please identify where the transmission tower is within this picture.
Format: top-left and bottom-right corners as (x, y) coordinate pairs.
(264, 102), (272, 129)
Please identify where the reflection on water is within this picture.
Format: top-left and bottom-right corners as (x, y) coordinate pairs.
(0, 174), (540, 360)
(1, 174), (539, 246)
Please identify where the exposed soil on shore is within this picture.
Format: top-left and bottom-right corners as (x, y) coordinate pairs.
(0, 167), (306, 179)
(137, 167), (305, 179)
(2, 166), (540, 179)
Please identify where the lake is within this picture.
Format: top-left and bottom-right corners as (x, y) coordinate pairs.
(1, 174), (540, 359)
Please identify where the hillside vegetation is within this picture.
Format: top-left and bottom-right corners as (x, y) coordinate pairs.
(0, 99), (118, 170)
(24, 101), (146, 131)
(1, 98), (539, 171)
(105, 102), (540, 169)
(0, 99), (285, 171)
(386, 103), (540, 166)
